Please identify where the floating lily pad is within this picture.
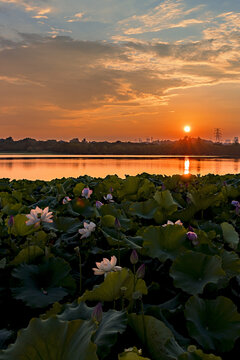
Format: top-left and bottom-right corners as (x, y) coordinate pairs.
(185, 296), (240, 352)
(170, 251), (225, 295)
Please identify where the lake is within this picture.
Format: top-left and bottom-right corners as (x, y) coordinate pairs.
(0, 154), (239, 180)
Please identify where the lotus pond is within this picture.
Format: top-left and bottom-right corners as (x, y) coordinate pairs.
(0, 173), (240, 360)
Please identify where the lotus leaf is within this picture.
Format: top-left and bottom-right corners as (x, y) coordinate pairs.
(12, 258), (75, 308)
(170, 251), (225, 295)
(0, 317), (98, 360)
(128, 314), (183, 360)
(221, 222), (239, 249)
(143, 225), (187, 262)
(73, 182), (85, 196)
(79, 268), (147, 302)
(10, 214), (36, 236)
(178, 347), (222, 359)
(185, 296), (240, 352)
(153, 190), (178, 214)
(128, 199), (159, 220)
(11, 245), (44, 265)
(118, 348), (150, 360)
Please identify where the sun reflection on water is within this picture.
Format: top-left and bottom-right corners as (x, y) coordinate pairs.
(184, 157), (190, 175)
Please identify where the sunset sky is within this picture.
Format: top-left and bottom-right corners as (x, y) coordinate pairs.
(0, 0), (240, 141)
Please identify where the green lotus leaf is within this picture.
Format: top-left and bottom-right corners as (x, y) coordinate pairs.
(44, 217), (81, 233)
(99, 204), (133, 231)
(93, 310), (127, 358)
(220, 250), (240, 278)
(142, 225), (187, 262)
(178, 346), (222, 360)
(73, 182), (85, 196)
(79, 268), (147, 303)
(153, 190), (178, 214)
(170, 251), (226, 295)
(0, 317), (98, 360)
(118, 348), (150, 360)
(71, 198), (94, 217)
(12, 258), (75, 308)
(128, 200), (159, 219)
(185, 296), (240, 352)
(221, 222), (239, 250)
(128, 314), (183, 360)
(10, 214), (36, 237)
(11, 246), (44, 266)
(58, 302), (94, 321)
(27, 230), (48, 247)
(40, 302), (63, 320)
(101, 215), (116, 228)
(59, 302), (127, 358)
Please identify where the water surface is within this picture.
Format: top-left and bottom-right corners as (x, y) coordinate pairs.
(0, 155), (239, 180)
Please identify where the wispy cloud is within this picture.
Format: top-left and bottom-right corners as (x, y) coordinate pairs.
(0, 0), (53, 18)
(118, 0), (205, 35)
(65, 12), (85, 23)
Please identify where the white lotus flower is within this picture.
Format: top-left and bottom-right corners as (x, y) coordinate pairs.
(25, 206), (53, 227)
(162, 220), (183, 227)
(103, 193), (114, 202)
(92, 255), (122, 276)
(78, 221), (96, 239)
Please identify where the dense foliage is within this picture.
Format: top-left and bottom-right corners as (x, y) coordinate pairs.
(0, 173), (240, 359)
(1, 136), (240, 155)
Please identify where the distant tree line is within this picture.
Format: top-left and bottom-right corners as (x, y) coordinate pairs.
(0, 136), (240, 156)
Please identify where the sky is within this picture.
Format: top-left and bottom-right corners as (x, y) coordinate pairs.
(0, 0), (240, 141)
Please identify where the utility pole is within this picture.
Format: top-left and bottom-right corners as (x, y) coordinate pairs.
(214, 128), (222, 143)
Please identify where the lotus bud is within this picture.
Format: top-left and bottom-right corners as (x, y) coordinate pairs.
(187, 345), (197, 353)
(187, 231), (198, 245)
(188, 225), (194, 232)
(92, 302), (103, 323)
(109, 187), (113, 193)
(115, 217), (121, 229)
(130, 249), (138, 265)
(74, 246), (80, 255)
(161, 184), (166, 191)
(136, 264), (145, 279)
(96, 201), (103, 209)
(8, 215), (14, 227)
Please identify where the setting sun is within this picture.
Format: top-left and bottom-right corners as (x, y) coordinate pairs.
(184, 125), (191, 133)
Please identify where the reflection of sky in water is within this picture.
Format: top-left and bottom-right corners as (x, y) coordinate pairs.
(0, 156), (239, 180)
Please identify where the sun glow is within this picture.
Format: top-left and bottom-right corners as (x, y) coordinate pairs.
(184, 125), (191, 133)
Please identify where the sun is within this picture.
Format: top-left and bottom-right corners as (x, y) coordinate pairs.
(184, 125), (191, 133)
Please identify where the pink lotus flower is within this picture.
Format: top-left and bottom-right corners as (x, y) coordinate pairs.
(25, 206), (53, 227)
(78, 221), (96, 239)
(82, 187), (93, 199)
(62, 196), (72, 204)
(96, 201), (103, 209)
(162, 220), (183, 227)
(92, 255), (122, 276)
